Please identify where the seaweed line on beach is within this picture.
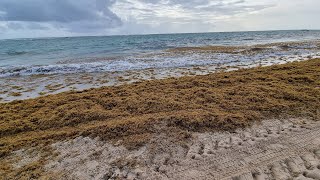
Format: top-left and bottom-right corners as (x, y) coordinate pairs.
(0, 59), (319, 179)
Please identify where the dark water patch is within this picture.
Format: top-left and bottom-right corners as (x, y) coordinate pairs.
(6, 50), (29, 56)
(242, 38), (255, 41)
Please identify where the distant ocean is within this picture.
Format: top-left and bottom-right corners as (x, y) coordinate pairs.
(0, 30), (320, 77)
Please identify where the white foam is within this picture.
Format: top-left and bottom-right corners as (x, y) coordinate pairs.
(0, 45), (319, 78)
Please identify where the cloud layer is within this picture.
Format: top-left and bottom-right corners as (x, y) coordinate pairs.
(0, 0), (121, 33)
(112, 0), (272, 28)
(0, 0), (319, 39)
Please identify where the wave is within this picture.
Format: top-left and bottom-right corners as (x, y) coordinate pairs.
(1, 51), (319, 78)
(5, 50), (29, 56)
(1, 40), (319, 78)
(0, 54), (242, 77)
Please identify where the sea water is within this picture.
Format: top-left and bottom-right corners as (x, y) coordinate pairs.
(0, 30), (320, 77)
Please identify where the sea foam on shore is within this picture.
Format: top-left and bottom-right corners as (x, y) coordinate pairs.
(1, 40), (320, 102)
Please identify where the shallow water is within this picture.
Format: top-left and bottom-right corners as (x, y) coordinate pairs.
(0, 30), (320, 77)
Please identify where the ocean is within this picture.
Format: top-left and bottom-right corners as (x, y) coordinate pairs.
(0, 30), (320, 77)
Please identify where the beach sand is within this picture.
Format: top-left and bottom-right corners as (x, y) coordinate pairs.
(45, 118), (320, 179)
(0, 58), (319, 179)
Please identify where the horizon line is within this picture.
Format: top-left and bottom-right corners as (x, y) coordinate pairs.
(2, 29), (320, 41)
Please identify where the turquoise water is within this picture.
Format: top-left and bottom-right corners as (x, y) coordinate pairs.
(0, 30), (319, 76)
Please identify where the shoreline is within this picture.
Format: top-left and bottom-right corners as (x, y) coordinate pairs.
(1, 40), (320, 103)
(1, 59), (319, 179)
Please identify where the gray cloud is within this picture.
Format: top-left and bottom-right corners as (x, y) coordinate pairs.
(113, 0), (274, 26)
(137, 0), (272, 15)
(1, 0), (318, 39)
(0, 0), (122, 32)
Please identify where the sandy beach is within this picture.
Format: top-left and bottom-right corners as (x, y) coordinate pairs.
(1, 0), (320, 179)
(0, 58), (319, 179)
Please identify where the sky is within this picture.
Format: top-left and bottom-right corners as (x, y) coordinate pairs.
(0, 0), (319, 39)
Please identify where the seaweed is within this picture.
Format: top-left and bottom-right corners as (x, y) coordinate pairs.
(0, 59), (319, 178)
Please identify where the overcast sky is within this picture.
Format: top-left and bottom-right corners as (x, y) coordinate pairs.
(0, 0), (319, 39)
